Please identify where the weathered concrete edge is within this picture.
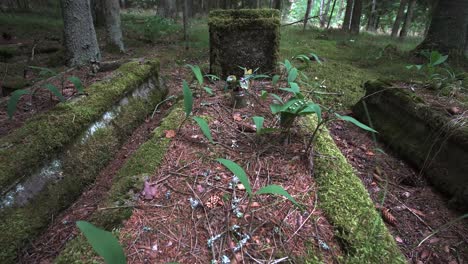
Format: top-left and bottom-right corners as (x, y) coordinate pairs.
(0, 78), (167, 263)
(54, 103), (185, 264)
(303, 116), (406, 263)
(0, 60), (160, 193)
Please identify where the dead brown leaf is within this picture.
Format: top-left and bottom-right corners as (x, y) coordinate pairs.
(165, 130), (176, 138)
(233, 112), (243, 121)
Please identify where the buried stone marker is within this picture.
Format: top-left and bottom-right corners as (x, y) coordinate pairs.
(209, 9), (280, 79)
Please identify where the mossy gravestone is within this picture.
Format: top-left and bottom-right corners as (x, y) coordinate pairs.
(209, 9), (280, 79)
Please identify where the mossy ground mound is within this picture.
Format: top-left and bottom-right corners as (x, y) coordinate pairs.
(353, 80), (468, 209)
(209, 9), (280, 78)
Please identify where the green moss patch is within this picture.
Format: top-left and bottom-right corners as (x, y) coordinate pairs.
(208, 9), (280, 30)
(304, 116), (405, 263)
(55, 103), (185, 264)
(0, 60), (160, 195)
(0, 78), (167, 263)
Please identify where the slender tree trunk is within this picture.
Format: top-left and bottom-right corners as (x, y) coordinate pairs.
(465, 24), (468, 57)
(319, 0), (325, 27)
(62, 0), (100, 67)
(303, 0), (313, 31)
(273, 0), (281, 10)
(417, 0), (468, 56)
(321, 0), (332, 27)
(91, 0), (105, 27)
(342, 0), (353, 31)
(366, 0), (376, 31)
(103, 0), (124, 52)
(349, 0), (361, 34)
(183, 0), (189, 50)
(326, 0), (337, 29)
(391, 0), (408, 37)
(337, 0), (345, 21)
(399, 0), (416, 39)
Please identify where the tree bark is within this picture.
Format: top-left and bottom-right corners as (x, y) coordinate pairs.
(61, 0), (101, 67)
(342, 0), (353, 31)
(319, 0), (325, 27)
(273, 0), (281, 10)
(103, 0), (124, 52)
(303, 0), (314, 31)
(366, 0), (377, 31)
(183, 0), (189, 50)
(465, 24), (468, 57)
(320, 0), (332, 27)
(399, 0), (416, 39)
(326, 0), (337, 29)
(417, 0), (468, 56)
(349, 0), (361, 34)
(391, 0), (408, 37)
(337, 0), (345, 21)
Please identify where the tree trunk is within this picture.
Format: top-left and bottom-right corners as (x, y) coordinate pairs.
(417, 0), (468, 56)
(391, 0), (408, 37)
(273, 0), (281, 10)
(465, 24), (468, 57)
(366, 0), (376, 31)
(103, 0), (124, 52)
(303, 0), (313, 31)
(349, 0), (361, 34)
(183, 0), (189, 50)
(319, 0), (325, 27)
(320, 0), (332, 27)
(342, 0), (353, 31)
(337, 0), (345, 22)
(399, 0), (416, 39)
(91, 0), (106, 27)
(61, 0), (101, 67)
(326, 0), (337, 29)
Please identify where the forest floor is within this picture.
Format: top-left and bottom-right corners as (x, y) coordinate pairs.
(1, 11), (468, 263)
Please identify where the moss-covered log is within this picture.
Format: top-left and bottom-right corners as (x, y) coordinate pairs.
(0, 60), (167, 263)
(54, 103), (185, 263)
(353, 80), (468, 209)
(209, 9), (280, 79)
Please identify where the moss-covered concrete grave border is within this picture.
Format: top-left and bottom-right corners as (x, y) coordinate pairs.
(55, 102), (185, 263)
(353, 80), (468, 210)
(303, 116), (405, 263)
(209, 9), (280, 78)
(0, 60), (168, 263)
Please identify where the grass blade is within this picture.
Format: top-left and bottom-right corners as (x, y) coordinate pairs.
(43, 83), (65, 102)
(76, 221), (126, 264)
(183, 80), (193, 117)
(193, 116), (214, 143)
(335, 113), (377, 133)
(216, 159), (252, 197)
(252, 116), (264, 135)
(68, 76), (84, 94)
(255, 184), (300, 208)
(7, 89), (30, 119)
